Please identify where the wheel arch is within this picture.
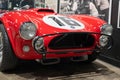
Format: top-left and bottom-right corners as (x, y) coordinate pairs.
(0, 21), (18, 58)
(0, 21), (19, 71)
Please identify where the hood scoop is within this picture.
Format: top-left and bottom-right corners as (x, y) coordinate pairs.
(37, 8), (55, 13)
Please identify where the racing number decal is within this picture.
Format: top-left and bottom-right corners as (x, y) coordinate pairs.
(43, 15), (85, 30)
(58, 17), (81, 27)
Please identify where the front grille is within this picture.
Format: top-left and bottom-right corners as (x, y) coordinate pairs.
(48, 33), (95, 49)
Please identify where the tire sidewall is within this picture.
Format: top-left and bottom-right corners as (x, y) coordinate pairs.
(0, 24), (18, 71)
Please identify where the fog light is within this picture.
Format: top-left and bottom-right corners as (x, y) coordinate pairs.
(23, 46), (30, 52)
(32, 36), (45, 53)
(35, 38), (44, 50)
(99, 35), (108, 47)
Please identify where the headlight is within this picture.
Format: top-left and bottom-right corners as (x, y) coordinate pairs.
(20, 22), (37, 40)
(101, 24), (113, 36)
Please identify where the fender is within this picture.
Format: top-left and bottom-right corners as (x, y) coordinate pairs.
(0, 16), (19, 57)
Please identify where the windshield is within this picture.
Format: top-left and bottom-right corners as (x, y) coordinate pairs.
(0, 0), (48, 10)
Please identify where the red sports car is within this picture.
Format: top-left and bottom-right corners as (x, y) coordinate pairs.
(0, 0), (113, 71)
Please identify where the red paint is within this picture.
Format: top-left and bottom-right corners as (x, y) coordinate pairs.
(0, 8), (106, 60)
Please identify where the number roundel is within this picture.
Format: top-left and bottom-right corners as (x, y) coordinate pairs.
(43, 15), (85, 30)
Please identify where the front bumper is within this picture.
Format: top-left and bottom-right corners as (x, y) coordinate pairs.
(32, 32), (113, 59)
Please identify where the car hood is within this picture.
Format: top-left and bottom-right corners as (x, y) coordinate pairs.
(5, 8), (106, 36)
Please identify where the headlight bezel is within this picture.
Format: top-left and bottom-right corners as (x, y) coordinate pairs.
(19, 22), (37, 40)
(101, 24), (113, 36)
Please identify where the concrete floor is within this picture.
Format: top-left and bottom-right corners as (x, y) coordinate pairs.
(0, 59), (120, 80)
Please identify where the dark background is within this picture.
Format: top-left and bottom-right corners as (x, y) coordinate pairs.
(99, 0), (120, 67)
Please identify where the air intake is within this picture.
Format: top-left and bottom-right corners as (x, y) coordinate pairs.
(37, 9), (55, 13)
(48, 33), (95, 49)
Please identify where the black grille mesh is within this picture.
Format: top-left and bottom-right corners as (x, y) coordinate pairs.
(48, 33), (95, 49)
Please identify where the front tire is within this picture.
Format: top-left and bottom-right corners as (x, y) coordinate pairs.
(0, 24), (18, 71)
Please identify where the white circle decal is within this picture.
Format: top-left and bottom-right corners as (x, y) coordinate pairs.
(43, 15), (85, 30)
